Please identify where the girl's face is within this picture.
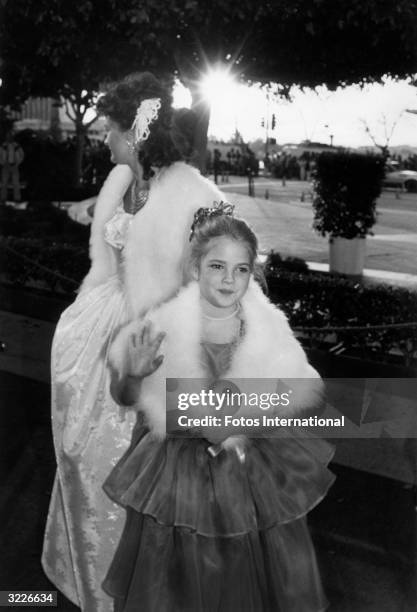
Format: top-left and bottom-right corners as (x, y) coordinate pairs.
(104, 118), (133, 165)
(194, 237), (252, 313)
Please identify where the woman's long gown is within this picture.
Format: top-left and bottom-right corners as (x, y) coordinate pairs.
(42, 161), (224, 611)
(42, 206), (139, 612)
(102, 340), (335, 612)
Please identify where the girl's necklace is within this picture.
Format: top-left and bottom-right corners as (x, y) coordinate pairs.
(202, 305), (240, 321)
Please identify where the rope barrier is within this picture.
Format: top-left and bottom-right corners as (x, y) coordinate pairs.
(294, 322), (417, 333)
(1, 241), (79, 287)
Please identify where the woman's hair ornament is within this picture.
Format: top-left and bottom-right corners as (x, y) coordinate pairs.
(131, 97), (162, 145)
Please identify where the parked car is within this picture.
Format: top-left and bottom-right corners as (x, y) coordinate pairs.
(383, 164), (417, 192)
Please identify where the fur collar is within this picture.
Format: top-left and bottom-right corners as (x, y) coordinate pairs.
(110, 281), (323, 438)
(124, 162), (223, 317)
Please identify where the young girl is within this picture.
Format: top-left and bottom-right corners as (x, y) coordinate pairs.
(104, 204), (335, 612)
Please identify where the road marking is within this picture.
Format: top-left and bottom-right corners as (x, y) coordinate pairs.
(370, 233), (417, 243)
(379, 207), (417, 215)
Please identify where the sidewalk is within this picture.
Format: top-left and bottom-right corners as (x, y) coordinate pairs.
(307, 261), (417, 289)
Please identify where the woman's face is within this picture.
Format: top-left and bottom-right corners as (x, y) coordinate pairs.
(104, 118), (133, 165)
(194, 237), (252, 314)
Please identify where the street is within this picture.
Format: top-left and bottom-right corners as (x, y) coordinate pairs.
(215, 176), (417, 276)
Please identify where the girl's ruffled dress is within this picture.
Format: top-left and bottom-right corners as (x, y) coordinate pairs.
(103, 342), (335, 612)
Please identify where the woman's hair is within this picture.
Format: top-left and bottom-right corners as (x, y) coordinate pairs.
(96, 72), (195, 178)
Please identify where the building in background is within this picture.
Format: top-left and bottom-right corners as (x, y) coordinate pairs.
(8, 97), (105, 142)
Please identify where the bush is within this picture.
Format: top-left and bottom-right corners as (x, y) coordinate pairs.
(264, 251), (309, 274)
(0, 202), (89, 245)
(0, 236), (89, 294)
(1, 232), (416, 366)
(313, 151), (385, 239)
(15, 130), (110, 200)
(0, 203), (90, 293)
(16, 130), (78, 199)
(266, 267), (417, 366)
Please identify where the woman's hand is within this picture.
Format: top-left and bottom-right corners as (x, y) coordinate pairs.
(125, 321), (165, 379)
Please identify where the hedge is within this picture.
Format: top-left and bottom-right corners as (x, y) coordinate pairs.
(15, 129), (112, 200)
(1, 237), (416, 366)
(0, 237), (89, 295)
(0, 201), (90, 245)
(265, 255), (417, 366)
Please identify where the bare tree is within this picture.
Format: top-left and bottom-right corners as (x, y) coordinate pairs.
(360, 112), (404, 159)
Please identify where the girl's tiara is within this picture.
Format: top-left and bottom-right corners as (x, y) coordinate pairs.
(189, 201), (235, 241)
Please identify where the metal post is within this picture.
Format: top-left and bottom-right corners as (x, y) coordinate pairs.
(247, 171), (255, 197)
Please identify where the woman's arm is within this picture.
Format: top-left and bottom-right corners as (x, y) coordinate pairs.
(80, 165), (133, 291)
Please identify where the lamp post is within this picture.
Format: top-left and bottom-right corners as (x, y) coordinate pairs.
(324, 123), (334, 148)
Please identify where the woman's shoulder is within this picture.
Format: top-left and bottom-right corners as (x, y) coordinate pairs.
(158, 162), (222, 196)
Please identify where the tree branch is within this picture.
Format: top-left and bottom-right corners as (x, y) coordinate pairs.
(360, 118), (380, 148)
(64, 99), (76, 123)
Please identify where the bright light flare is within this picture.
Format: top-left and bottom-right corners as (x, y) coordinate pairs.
(200, 68), (238, 108)
(172, 80), (192, 108)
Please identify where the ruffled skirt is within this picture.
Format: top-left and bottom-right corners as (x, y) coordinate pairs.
(103, 420), (335, 611)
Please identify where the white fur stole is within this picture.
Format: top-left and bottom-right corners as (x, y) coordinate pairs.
(109, 280), (323, 438)
(124, 162), (223, 317)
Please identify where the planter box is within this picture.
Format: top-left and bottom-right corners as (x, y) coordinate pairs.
(329, 236), (366, 275)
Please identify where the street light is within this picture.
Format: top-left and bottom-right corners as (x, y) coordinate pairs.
(324, 123), (334, 147)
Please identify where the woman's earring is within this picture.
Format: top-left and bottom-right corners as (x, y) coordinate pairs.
(126, 139), (136, 155)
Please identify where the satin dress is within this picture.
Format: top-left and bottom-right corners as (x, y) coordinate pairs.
(42, 206), (139, 612)
(103, 341), (335, 612)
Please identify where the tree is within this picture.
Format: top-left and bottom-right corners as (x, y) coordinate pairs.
(124, 0), (417, 169)
(110, 1), (269, 170)
(0, 0), (176, 186)
(2, 0), (417, 177)
(241, 0), (417, 88)
(360, 113), (404, 159)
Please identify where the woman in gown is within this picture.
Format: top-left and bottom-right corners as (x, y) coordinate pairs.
(103, 207), (335, 611)
(41, 72), (223, 612)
